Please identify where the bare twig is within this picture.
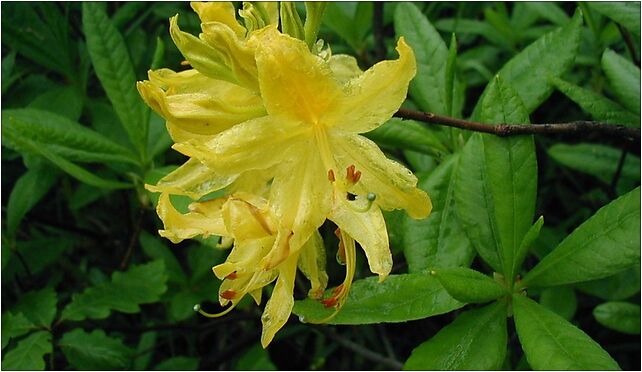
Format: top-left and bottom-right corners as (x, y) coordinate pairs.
(319, 327), (403, 370)
(373, 2), (386, 62)
(120, 208), (145, 270)
(611, 150), (628, 191)
(617, 24), (640, 67)
(394, 108), (641, 148)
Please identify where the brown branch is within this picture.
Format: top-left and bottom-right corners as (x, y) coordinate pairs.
(394, 108), (641, 147)
(317, 327), (403, 370)
(373, 2), (385, 62)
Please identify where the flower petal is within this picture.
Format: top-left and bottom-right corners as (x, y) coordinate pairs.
(239, 2), (279, 32)
(330, 199), (392, 279)
(297, 230), (329, 299)
(146, 158), (237, 199)
(331, 133), (432, 219)
(222, 194), (276, 240)
(212, 235), (275, 279)
(200, 21), (259, 89)
(268, 142), (333, 253)
(330, 37), (416, 133)
(173, 116), (304, 176)
(156, 193), (227, 243)
(328, 54), (362, 84)
(253, 27), (342, 124)
(169, 15), (241, 87)
(190, 2), (246, 38)
(137, 68), (265, 136)
(260, 251), (299, 348)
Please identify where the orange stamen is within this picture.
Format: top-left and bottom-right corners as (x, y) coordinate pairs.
(220, 290), (236, 300)
(327, 169), (335, 182)
(346, 165), (355, 181)
(353, 170), (361, 183)
(225, 272), (238, 280)
(321, 297), (338, 308)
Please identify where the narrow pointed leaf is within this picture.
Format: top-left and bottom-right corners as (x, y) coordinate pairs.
(602, 49), (641, 115)
(593, 302), (640, 335)
(588, 2), (640, 39)
(83, 2), (148, 158)
(524, 187), (640, 287)
(404, 302), (507, 370)
(551, 77), (639, 127)
(431, 267), (508, 304)
(293, 273), (463, 324)
(403, 155), (475, 272)
(513, 295), (620, 370)
(456, 77), (536, 280)
(6, 163), (58, 236)
(472, 10), (582, 116)
(548, 143), (640, 184)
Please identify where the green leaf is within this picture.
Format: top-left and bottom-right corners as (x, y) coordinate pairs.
(515, 216), (544, 273)
(1, 312), (36, 350)
(61, 261), (168, 321)
(431, 267), (508, 304)
(6, 163), (58, 236)
(13, 287), (57, 328)
(28, 86), (83, 122)
(2, 109), (138, 165)
(524, 2), (570, 26)
(523, 187), (641, 287)
(404, 302), (507, 370)
(139, 231), (188, 286)
(472, 10), (582, 116)
(539, 286), (577, 320)
(5, 132), (132, 190)
(366, 118), (449, 156)
(394, 3), (464, 115)
(1, 3), (73, 77)
(150, 36), (166, 70)
(593, 302), (640, 335)
(322, 2), (372, 52)
(576, 266), (641, 301)
(293, 273), (463, 324)
(83, 2), (148, 159)
(133, 332), (157, 370)
(155, 356), (199, 370)
(235, 344), (277, 370)
(60, 329), (133, 370)
(1, 331), (51, 371)
(403, 155), (475, 273)
(548, 143), (640, 184)
(513, 294), (620, 370)
(551, 77), (639, 126)
(2, 51), (20, 94)
(588, 2), (641, 39)
(456, 77), (537, 280)
(602, 49), (641, 115)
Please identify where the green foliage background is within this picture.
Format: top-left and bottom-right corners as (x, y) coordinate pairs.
(1, 2), (640, 370)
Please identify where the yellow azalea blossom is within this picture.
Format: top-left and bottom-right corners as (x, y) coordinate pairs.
(140, 2), (432, 348)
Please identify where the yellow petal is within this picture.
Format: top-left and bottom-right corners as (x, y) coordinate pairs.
(156, 193), (227, 243)
(146, 158), (237, 200)
(239, 2), (279, 33)
(260, 251), (300, 348)
(297, 230), (328, 299)
(190, 2), (246, 38)
(212, 235), (274, 278)
(330, 198), (392, 279)
(165, 121), (215, 144)
(138, 68), (265, 136)
(169, 15), (239, 85)
(328, 54), (362, 84)
(173, 116), (305, 176)
(268, 142), (333, 253)
(200, 21), (259, 90)
(222, 195), (275, 240)
(253, 27), (341, 124)
(331, 133), (432, 219)
(329, 37), (416, 133)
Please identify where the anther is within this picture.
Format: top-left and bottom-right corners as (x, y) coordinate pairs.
(320, 297), (338, 308)
(220, 290), (236, 300)
(225, 272), (238, 280)
(327, 169), (335, 182)
(346, 165), (355, 181)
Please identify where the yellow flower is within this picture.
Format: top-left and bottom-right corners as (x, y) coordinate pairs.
(140, 2), (432, 348)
